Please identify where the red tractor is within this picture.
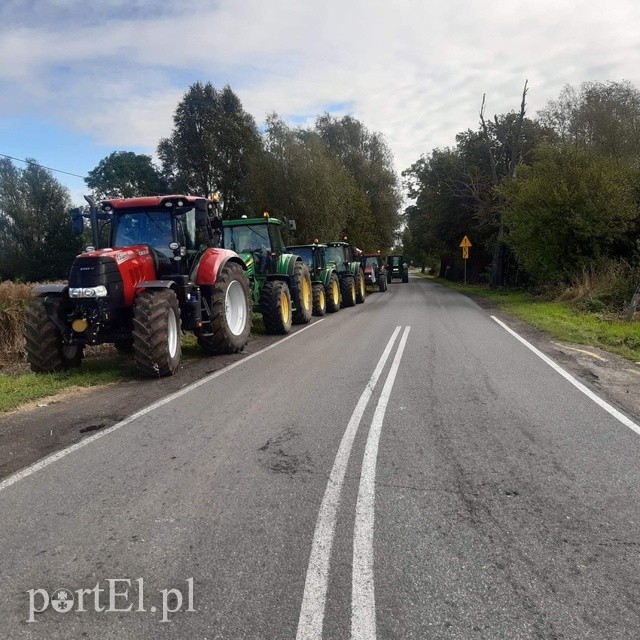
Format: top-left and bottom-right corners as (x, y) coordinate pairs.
(24, 194), (252, 377)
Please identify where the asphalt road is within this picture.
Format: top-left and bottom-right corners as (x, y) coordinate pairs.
(1, 277), (639, 639)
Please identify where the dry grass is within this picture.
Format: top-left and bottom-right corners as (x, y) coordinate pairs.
(0, 281), (33, 365)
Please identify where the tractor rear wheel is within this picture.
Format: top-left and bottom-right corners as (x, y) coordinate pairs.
(340, 276), (356, 308)
(355, 268), (366, 304)
(312, 283), (326, 316)
(291, 261), (313, 324)
(132, 289), (181, 377)
(378, 276), (387, 292)
(25, 296), (83, 373)
(198, 262), (251, 354)
(402, 271), (409, 283)
(325, 273), (340, 313)
(261, 280), (293, 334)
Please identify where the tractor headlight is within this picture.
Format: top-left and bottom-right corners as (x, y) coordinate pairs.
(69, 286), (108, 298)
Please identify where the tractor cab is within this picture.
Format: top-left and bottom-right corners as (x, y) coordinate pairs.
(361, 253), (388, 291)
(286, 243), (327, 281)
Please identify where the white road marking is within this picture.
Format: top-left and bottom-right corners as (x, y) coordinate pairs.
(0, 321), (325, 495)
(296, 327), (402, 640)
(492, 316), (640, 437)
(352, 326), (411, 640)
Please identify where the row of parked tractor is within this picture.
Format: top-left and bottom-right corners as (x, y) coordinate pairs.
(24, 194), (409, 378)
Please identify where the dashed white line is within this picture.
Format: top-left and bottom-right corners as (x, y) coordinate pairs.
(296, 327), (402, 640)
(492, 316), (640, 437)
(352, 326), (411, 640)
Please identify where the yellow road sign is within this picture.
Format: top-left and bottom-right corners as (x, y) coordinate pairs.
(462, 247), (469, 259)
(459, 235), (472, 248)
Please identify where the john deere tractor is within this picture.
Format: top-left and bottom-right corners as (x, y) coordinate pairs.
(324, 240), (366, 307)
(286, 242), (341, 315)
(387, 254), (409, 283)
(24, 195), (252, 377)
(222, 215), (312, 334)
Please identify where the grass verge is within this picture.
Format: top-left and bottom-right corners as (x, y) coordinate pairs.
(427, 276), (640, 362)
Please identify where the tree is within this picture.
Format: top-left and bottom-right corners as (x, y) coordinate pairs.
(498, 145), (639, 285)
(158, 82), (262, 217)
(0, 158), (81, 281)
(85, 151), (166, 199)
(315, 114), (401, 251)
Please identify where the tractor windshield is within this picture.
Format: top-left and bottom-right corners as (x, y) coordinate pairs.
(390, 256), (402, 266)
(223, 225), (271, 254)
(325, 246), (347, 267)
(292, 247), (313, 268)
(364, 257), (379, 269)
(113, 211), (173, 253)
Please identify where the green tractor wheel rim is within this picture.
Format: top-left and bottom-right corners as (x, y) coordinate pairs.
(225, 280), (247, 337)
(332, 280), (339, 305)
(281, 291), (290, 323)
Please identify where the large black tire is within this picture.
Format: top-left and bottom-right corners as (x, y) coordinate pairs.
(132, 289), (181, 377)
(261, 280), (293, 334)
(291, 260), (313, 325)
(198, 262), (251, 355)
(340, 276), (356, 308)
(378, 275), (387, 292)
(312, 283), (326, 316)
(402, 271), (409, 283)
(25, 296), (83, 373)
(325, 272), (341, 313)
(355, 268), (366, 304)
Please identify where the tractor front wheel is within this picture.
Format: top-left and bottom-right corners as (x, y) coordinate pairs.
(25, 296), (83, 373)
(355, 269), (366, 304)
(378, 275), (387, 292)
(198, 262), (251, 354)
(325, 273), (340, 313)
(312, 283), (326, 316)
(261, 280), (293, 334)
(132, 289), (182, 377)
(291, 261), (313, 324)
(340, 276), (357, 308)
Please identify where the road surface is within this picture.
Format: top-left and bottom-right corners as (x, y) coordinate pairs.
(1, 276), (639, 639)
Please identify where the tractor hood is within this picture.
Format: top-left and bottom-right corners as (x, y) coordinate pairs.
(79, 245), (154, 265)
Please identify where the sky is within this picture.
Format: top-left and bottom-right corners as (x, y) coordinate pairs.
(1, 0), (639, 205)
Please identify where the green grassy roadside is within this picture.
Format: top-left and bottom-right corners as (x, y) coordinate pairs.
(422, 274), (640, 361)
(0, 313), (267, 414)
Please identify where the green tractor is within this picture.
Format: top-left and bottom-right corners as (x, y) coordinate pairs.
(286, 243), (341, 316)
(222, 215), (313, 334)
(324, 240), (366, 307)
(387, 254), (409, 283)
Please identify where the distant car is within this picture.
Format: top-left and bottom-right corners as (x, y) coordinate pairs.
(361, 254), (388, 292)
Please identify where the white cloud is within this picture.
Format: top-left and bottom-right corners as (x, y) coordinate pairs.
(1, 0), (640, 176)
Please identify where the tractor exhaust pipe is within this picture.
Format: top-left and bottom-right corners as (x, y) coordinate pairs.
(83, 195), (100, 249)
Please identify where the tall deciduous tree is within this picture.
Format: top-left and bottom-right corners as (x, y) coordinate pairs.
(158, 82), (262, 217)
(85, 151), (166, 199)
(0, 158), (81, 281)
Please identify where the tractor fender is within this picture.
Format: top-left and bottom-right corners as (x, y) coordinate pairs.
(32, 284), (68, 296)
(319, 268), (337, 287)
(135, 280), (176, 292)
(275, 253), (297, 277)
(192, 249), (246, 286)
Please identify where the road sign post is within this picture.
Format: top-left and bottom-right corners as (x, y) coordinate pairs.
(459, 235), (472, 285)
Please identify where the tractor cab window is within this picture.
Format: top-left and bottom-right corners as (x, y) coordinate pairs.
(390, 256), (402, 267)
(325, 246), (347, 267)
(292, 247), (313, 268)
(268, 224), (285, 253)
(174, 208), (198, 252)
(223, 225), (271, 254)
(364, 257), (379, 269)
(113, 211), (173, 255)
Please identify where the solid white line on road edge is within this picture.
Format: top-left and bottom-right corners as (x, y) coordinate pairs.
(352, 326), (410, 640)
(296, 326), (402, 640)
(0, 321), (325, 495)
(492, 316), (640, 437)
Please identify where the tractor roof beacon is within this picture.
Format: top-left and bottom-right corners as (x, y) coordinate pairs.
(222, 214), (313, 334)
(25, 194), (252, 378)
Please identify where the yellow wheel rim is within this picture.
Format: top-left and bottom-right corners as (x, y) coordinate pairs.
(351, 282), (356, 301)
(360, 275), (365, 297)
(332, 280), (339, 305)
(302, 276), (311, 310)
(281, 291), (290, 323)
(319, 289), (325, 309)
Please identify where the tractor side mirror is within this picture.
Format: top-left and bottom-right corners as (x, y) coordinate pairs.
(195, 200), (209, 228)
(288, 219), (297, 231)
(71, 208), (84, 235)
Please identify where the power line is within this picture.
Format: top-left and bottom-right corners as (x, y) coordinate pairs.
(0, 153), (87, 180)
